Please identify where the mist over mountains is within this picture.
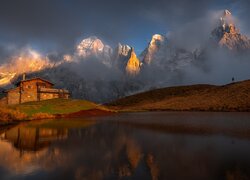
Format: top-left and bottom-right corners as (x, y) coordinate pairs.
(1, 10), (250, 103)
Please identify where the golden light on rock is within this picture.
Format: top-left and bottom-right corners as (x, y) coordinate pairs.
(0, 48), (53, 86)
(125, 48), (141, 76)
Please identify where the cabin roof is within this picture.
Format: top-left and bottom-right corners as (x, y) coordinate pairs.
(15, 77), (54, 86)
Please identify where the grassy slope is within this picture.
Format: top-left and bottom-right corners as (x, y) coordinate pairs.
(108, 80), (250, 112)
(8, 98), (107, 117)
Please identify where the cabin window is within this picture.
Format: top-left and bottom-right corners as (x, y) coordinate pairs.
(37, 83), (46, 88)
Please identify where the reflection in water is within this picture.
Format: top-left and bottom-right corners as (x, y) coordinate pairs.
(3, 127), (68, 152)
(0, 112), (250, 179)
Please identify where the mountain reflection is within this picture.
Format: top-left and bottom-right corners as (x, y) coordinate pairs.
(0, 113), (250, 179)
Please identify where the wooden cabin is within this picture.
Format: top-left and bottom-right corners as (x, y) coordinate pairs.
(5, 76), (70, 105)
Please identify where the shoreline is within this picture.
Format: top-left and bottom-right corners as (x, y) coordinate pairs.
(0, 108), (115, 127)
(110, 108), (250, 113)
(1, 109), (250, 128)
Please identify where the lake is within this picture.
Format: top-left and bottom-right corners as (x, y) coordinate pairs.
(0, 112), (250, 180)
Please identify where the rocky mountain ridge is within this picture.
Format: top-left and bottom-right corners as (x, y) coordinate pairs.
(211, 10), (250, 51)
(1, 9), (250, 103)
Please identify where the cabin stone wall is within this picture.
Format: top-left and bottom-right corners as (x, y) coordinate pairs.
(20, 81), (38, 103)
(40, 93), (59, 100)
(7, 88), (20, 105)
(0, 97), (7, 106)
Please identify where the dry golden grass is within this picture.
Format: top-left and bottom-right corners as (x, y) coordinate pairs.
(29, 113), (55, 120)
(108, 80), (250, 112)
(10, 98), (106, 116)
(0, 106), (27, 122)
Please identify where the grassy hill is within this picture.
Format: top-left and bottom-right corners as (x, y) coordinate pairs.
(0, 98), (111, 122)
(108, 80), (250, 112)
(10, 98), (102, 116)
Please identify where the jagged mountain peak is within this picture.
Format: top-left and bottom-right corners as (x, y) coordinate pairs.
(117, 43), (132, 57)
(78, 36), (102, 45)
(113, 43), (132, 65)
(141, 34), (167, 65)
(118, 43), (131, 49)
(112, 44), (141, 75)
(219, 9), (236, 32)
(126, 47), (141, 76)
(210, 9), (250, 51)
(76, 36), (105, 57)
(223, 9), (232, 17)
(150, 34), (166, 46)
(152, 34), (165, 41)
(75, 36), (113, 67)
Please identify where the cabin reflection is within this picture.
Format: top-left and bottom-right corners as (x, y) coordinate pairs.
(0, 132), (5, 139)
(2, 127), (68, 152)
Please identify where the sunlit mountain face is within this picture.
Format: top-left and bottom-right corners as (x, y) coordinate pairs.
(1, 0), (250, 102)
(0, 48), (52, 86)
(211, 10), (250, 51)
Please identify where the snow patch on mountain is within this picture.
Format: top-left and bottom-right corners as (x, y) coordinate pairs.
(76, 36), (113, 67)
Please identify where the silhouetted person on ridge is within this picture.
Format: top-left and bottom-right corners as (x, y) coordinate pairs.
(232, 77), (235, 83)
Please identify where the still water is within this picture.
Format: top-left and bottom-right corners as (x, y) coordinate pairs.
(0, 112), (250, 180)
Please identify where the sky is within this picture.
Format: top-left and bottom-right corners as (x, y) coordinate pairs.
(0, 0), (249, 56)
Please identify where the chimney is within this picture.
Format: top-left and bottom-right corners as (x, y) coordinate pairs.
(22, 73), (26, 81)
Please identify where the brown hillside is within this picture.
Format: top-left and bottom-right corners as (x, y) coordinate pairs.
(108, 80), (250, 112)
